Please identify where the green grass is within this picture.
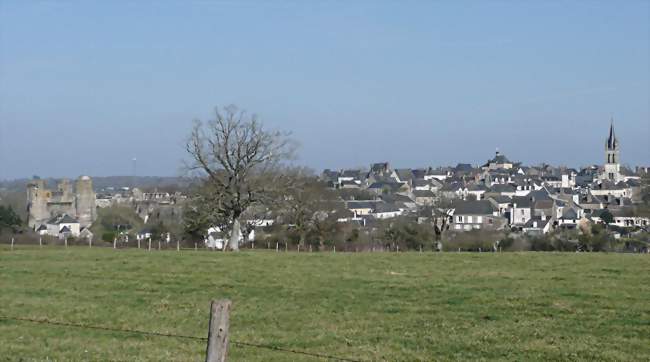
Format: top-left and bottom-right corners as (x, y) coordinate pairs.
(1, 246), (649, 361)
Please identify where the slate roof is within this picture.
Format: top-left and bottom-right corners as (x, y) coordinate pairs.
(523, 218), (549, 229)
(375, 203), (400, 213)
(413, 190), (436, 198)
(346, 201), (379, 210)
(529, 189), (553, 201)
(488, 195), (512, 204)
(395, 169), (414, 181)
(511, 196), (533, 208)
(561, 208), (578, 219)
(488, 184), (516, 193)
(454, 200), (496, 215)
(47, 213), (79, 225)
(440, 182), (464, 192)
(534, 199), (554, 210)
(381, 193), (415, 203)
(412, 169), (427, 179)
(413, 179), (430, 187)
(467, 184), (487, 191)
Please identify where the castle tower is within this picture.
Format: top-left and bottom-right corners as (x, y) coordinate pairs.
(603, 119), (621, 182)
(57, 178), (74, 199)
(26, 179), (49, 228)
(75, 176), (96, 228)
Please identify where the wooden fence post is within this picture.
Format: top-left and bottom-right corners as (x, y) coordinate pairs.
(39, 237), (42, 248)
(89, 237), (92, 248)
(195, 242), (198, 251)
(333, 246), (336, 253)
(113, 238), (116, 249)
(148, 238), (151, 251)
(276, 242), (278, 252)
(158, 241), (161, 251)
(138, 239), (141, 249)
(11, 237), (14, 251)
(205, 299), (231, 362)
(65, 237), (68, 248)
(177, 240), (180, 252)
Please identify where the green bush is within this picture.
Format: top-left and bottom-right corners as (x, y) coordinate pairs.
(102, 231), (116, 242)
(445, 230), (504, 251)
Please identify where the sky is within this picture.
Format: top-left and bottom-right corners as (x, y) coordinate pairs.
(0, 1), (648, 180)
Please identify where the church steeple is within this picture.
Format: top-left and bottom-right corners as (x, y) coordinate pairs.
(603, 118), (621, 182)
(606, 118), (618, 150)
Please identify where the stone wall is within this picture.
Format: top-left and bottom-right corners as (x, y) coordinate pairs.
(26, 176), (97, 229)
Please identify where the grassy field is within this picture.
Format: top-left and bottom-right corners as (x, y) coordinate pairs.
(1, 246), (649, 361)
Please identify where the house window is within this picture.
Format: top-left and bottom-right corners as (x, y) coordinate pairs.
(477, 216), (483, 223)
(455, 224), (461, 230)
(457, 216), (463, 223)
(520, 209), (525, 215)
(467, 216), (473, 223)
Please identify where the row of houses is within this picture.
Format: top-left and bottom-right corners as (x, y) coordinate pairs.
(319, 123), (648, 235)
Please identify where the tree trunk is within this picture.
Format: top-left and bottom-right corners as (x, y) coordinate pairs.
(299, 232), (306, 248)
(229, 218), (241, 251)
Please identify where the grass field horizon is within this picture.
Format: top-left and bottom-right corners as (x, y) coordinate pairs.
(1, 247), (649, 361)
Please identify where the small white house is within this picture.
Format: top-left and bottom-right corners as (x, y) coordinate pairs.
(45, 214), (80, 238)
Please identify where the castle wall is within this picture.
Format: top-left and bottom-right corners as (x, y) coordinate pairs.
(75, 176), (96, 228)
(27, 180), (50, 228)
(26, 176), (97, 229)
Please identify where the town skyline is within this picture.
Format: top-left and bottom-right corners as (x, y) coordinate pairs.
(1, 119), (646, 182)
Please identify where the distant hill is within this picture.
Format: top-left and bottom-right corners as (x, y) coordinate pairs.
(0, 176), (194, 193)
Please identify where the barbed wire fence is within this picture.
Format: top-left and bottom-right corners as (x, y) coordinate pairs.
(0, 314), (365, 362)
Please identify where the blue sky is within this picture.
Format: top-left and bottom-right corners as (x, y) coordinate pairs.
(0, 1), (648, 179)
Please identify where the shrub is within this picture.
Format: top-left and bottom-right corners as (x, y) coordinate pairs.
(102, 231), (116, 242)
(445, 230), (504, 251)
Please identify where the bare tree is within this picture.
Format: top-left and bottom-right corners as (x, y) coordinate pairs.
(185, 105), (295, 250)
(281, 172), (340, 248)
(432, 195), (454, 241)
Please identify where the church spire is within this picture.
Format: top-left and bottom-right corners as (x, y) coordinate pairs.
(606, 118), (617, 150)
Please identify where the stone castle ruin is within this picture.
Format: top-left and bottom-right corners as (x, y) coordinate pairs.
(27, 176), (97, 229)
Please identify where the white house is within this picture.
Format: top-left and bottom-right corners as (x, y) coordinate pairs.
(45, 214), (81, 238)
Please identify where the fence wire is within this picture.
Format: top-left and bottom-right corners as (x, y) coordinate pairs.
(0, 315), (365, 362)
